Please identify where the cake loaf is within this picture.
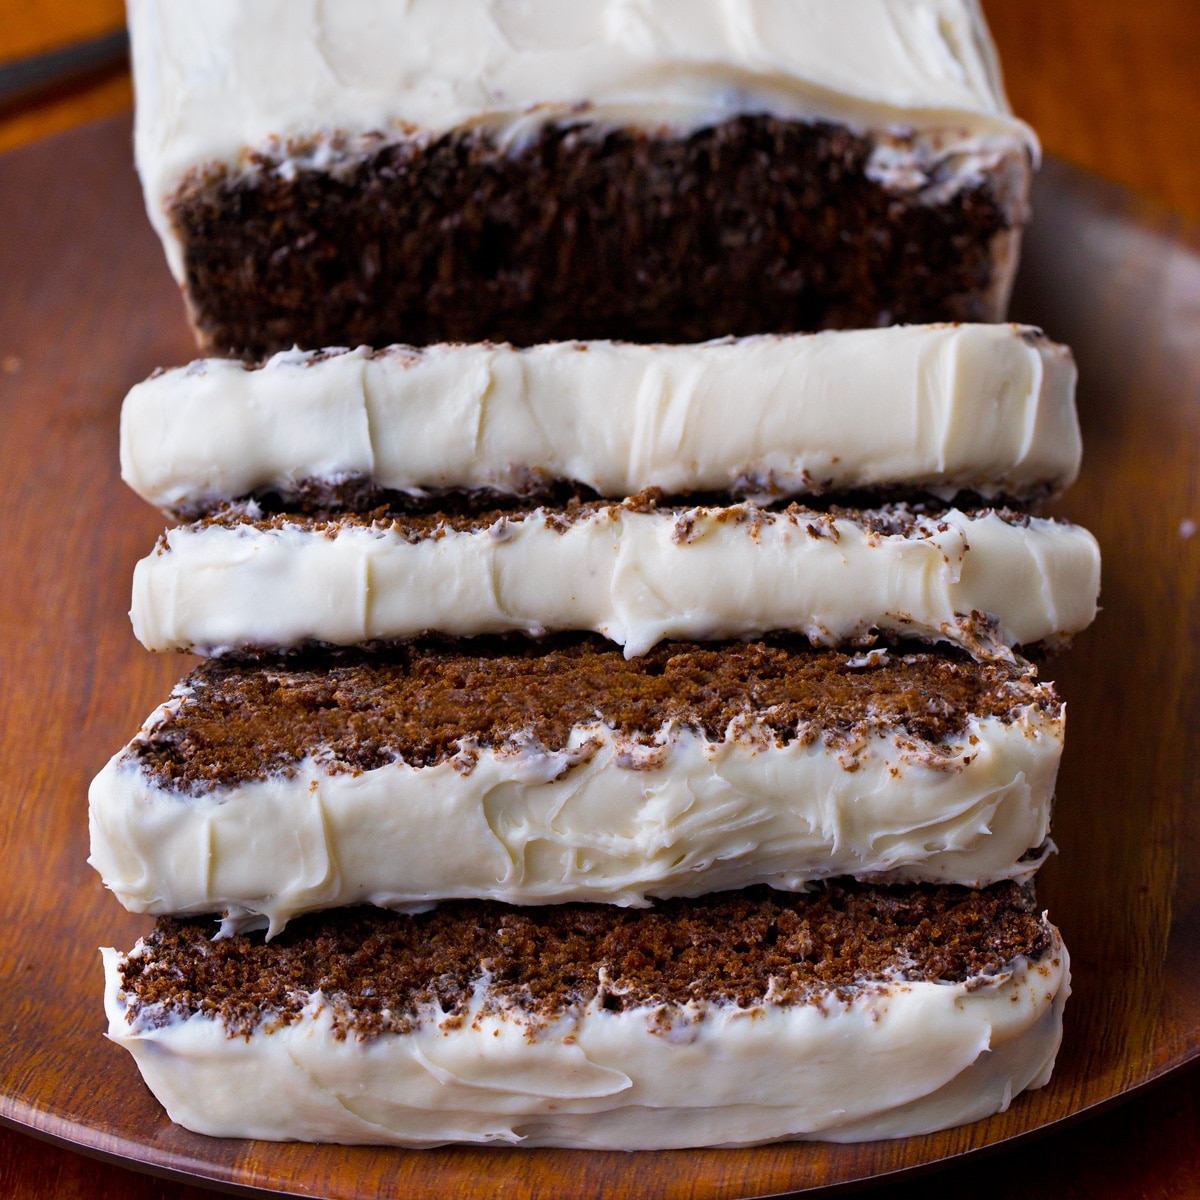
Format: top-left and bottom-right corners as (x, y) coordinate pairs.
(95, 113), (1093, 1147)
(89, 639), (1062, 931)
(128, 0), (1037, 355)
(103, 884), (1069, 1147)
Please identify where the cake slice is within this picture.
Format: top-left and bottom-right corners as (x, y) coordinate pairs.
(129, 498), (1100, 658)
(128, 0), (1036, 355)
(121, 326), (1080, 519)
(102, 883), (1068, 1147)
(89, 639), (1062, 931)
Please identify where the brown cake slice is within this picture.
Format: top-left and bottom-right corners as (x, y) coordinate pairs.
(119, 328), (1081, 520)
(128, 496), (1100, 658)
(90, 638), (1063, 930)
(103, 882), (1069, 1147)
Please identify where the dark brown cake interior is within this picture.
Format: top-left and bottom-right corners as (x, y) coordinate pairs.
(117, 883), (1054, 1039)
(170, 117), (1015, 358)
(125, 637), (1056, 793)
(184, 492), (1036, 543)
(193, 477), (1049, 524)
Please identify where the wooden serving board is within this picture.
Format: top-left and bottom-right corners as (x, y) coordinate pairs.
(0, 117), (1197, 1199)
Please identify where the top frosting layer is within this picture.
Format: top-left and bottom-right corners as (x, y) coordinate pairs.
(121, 325), (1080, 516)
(129, 0), (1035, 239)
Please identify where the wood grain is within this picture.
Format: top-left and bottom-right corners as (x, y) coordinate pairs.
(0, 117), (1198, 1198)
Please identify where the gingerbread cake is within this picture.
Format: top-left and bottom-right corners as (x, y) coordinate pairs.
(96, 10), (1094, 1136)
(130, 496), (1099, 659)
(90, 639), (1062, 931)
(96, 313), (1095, 1140)
(121, 326), (1080, 519)
(127, 0), (1038, 356)
(95, 310), (1098, 1142)
(103, 883), (1069, 1147)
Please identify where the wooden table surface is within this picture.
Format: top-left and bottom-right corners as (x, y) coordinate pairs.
(1, 2), (1198, 1197)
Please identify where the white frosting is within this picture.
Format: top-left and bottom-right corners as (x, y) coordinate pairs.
(120, 326), (1080, 517)
(130, 504), (1101, 658)
(102, 934), (1068, 1147)
(89, 701), (1061, 932)
(127, 0), (1036, 281)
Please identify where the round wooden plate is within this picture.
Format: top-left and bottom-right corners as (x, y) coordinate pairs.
(0, 118), (1197, 1199)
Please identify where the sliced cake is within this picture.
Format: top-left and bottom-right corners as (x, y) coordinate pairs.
(130, 497), (1100, 658)
(97, 95), (1091, 1149)
(121, 326), (1080, 519)
(103, 883), (1068, 1147)
(90, 638), (1062, 931)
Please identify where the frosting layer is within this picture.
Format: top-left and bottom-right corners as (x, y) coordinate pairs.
(102, 917), (1068, 1147)
(90, 709), (1060, 930)
(121, 326), (1080, 517)
(129, 1), (1034, 277)
(130, 503), (1101, 657)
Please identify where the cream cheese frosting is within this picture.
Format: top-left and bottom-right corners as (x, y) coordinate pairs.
(129, 503), (1102, 658)
(127, 0), (1036, 281)
(102, 934), (1068, 1147)
(89, 706), (1061, 933)
(120, 326), (1081, 517)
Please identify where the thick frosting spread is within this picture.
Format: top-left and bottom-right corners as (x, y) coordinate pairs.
(121, 326), (1081, 516)
(128, 0), (1036, 279)
(90, 707), (1061, 932)
(130, 504), (1102, 657)
(102, 936), (1068, 1147)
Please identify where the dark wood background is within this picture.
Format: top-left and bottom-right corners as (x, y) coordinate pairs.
(1, 3), (1198, 1196)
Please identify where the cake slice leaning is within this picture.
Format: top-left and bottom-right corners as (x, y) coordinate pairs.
(129, 498), (1100, 659)
(90, 638), (1063, 932)
(121, 326), (1081, 519)
(102, 883), (1068, 1147)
